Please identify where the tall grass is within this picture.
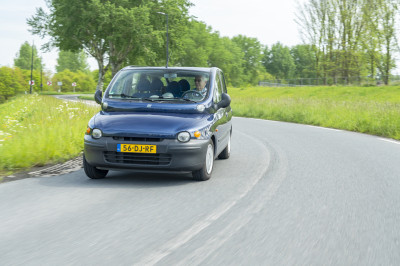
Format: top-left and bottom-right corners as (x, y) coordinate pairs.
(2, 86), (400, 175)
(230, 86), (400, 140)
(0, 95), (99, 174)
(39, 91), (95, 95)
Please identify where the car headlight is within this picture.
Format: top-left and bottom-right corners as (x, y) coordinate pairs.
(177, 131), (190, 142)
(92, 128), (102, 139)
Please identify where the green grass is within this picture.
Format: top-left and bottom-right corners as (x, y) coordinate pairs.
(39, 91), (95, 95)
(0, 95), (99, 175)
(1, 86), (399, 176)
(230, 86), (400, 140)
(78, 95), (95, 101)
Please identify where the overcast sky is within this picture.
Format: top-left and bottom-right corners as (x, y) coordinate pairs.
(0, 0), (304, 73)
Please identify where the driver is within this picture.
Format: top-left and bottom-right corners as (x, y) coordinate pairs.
(194, 75), (208, 96)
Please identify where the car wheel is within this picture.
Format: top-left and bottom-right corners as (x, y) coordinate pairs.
(192, 141), (214, 181)
(83, 154), (108, 179)
(218, 133), (231, 159)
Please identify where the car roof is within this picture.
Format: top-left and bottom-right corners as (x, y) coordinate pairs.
(121, 66), (219, 72)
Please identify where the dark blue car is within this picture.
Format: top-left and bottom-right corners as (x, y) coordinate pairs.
(83, 66), (232, 181)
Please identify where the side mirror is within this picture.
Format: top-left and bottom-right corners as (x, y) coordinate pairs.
(216, 93), (231, 109)
(94, 90), (102, 105)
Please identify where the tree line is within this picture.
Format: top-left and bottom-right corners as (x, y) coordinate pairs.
(296, 0), (399, 85)
(0, 42), (97, 102)
(2, 0), (398, 102)
(27, 0), (398, 89)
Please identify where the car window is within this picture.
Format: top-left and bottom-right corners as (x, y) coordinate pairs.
(106, 69), (210, 103)
(221, 72), (227, 93)
(214, 72), (222, 103)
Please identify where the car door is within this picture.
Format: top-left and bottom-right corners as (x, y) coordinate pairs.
(213, 70), (231, 155)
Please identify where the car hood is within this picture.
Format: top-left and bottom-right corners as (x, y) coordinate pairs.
(94, 111), (212, 138)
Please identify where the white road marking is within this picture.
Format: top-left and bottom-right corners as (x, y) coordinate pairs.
(134, 131), (272, 266)
(307, 125), (342, 131)
(235, 117), (342, 131)
(379, 138), (400, 145)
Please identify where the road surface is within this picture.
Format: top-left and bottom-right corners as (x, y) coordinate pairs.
(1, 117), (399, 265)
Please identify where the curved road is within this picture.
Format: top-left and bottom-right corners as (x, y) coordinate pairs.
(1, 117), (399, 265)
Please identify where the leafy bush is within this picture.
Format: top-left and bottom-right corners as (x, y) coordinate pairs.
(52, 69), (96, 92)
(0, 67), (26, 102)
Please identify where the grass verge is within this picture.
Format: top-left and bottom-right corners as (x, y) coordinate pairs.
(2, 86), (399, 176)
(0, 95), (99, 175)
(78, 95), (95, 101)
(39, 91), (95, 95)
(230, 86), (400, 140)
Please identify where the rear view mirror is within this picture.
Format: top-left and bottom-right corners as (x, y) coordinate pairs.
(164, 73), (177, 79)
(94, 90), (102, 105)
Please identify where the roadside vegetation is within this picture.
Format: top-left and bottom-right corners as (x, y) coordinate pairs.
(39, 91), (94, 95)
(230, 86), (400, 140)
(0, 95), (99, 176)
(1, 85), (399, 177)
(78, 95), (96, 101)
(75, 85), (400, 141)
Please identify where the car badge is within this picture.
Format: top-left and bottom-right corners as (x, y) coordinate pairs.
(147, 104), (152, 108)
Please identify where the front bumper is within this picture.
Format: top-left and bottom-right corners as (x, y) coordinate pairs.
(84, 135), (209, 172)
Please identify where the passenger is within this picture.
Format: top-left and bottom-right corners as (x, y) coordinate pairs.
(194, 75), (208, 96)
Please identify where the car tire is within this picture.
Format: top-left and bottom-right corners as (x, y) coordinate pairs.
(83, 154), (108, 179)
(218, 133), (231, 159)
(192, 141), (214, 181)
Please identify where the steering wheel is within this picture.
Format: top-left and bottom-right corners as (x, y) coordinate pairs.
(181, 90), (203, 100)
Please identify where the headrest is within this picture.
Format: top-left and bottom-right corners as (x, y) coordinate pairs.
(178, 79), (190, 92)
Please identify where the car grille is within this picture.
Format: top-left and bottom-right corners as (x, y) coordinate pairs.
(104, 152), (172, 166)
(112, 136), (163, 142)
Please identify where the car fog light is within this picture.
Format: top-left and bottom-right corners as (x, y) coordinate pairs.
(177, 131), (190, 142)
(92, 128), (102, 139)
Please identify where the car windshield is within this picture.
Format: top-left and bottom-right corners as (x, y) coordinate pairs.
(106, 69), (210, 103)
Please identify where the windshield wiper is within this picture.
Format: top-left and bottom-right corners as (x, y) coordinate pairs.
(121, 93), (138, 98)
(141, 98), (159, 102)
(179, 98), (197, 103)
(108, 93), (138, 99)
(142, 97), (176, 102)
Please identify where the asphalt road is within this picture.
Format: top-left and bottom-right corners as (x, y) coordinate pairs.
(1, 117), (399, 265)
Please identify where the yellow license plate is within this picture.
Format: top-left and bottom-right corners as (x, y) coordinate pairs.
(117, 144), (157, 153)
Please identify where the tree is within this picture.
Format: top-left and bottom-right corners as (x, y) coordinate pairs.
(0, 66), (47, 101)
(296, 0), (398, 84)
(231, 35), (264, 85)
(28, 0), (191, 91)
(208, 36), (246, 87)
(125, 0), (192, 68)
(14, 41), (43, 70)
(296, 0), (329, 80)
(375, 0), (398, 84)
(0, 67), (21, 102)
(175, 20), (213, 67)
(290, 44), (317, 79)
(263, 43), (296, 81)
(163, 20), (246, 86)
(56, 50), (89, 73)
(361, 0), (381, 80)
(336, 0), (365, 80)
(52, 69), (96, 92)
